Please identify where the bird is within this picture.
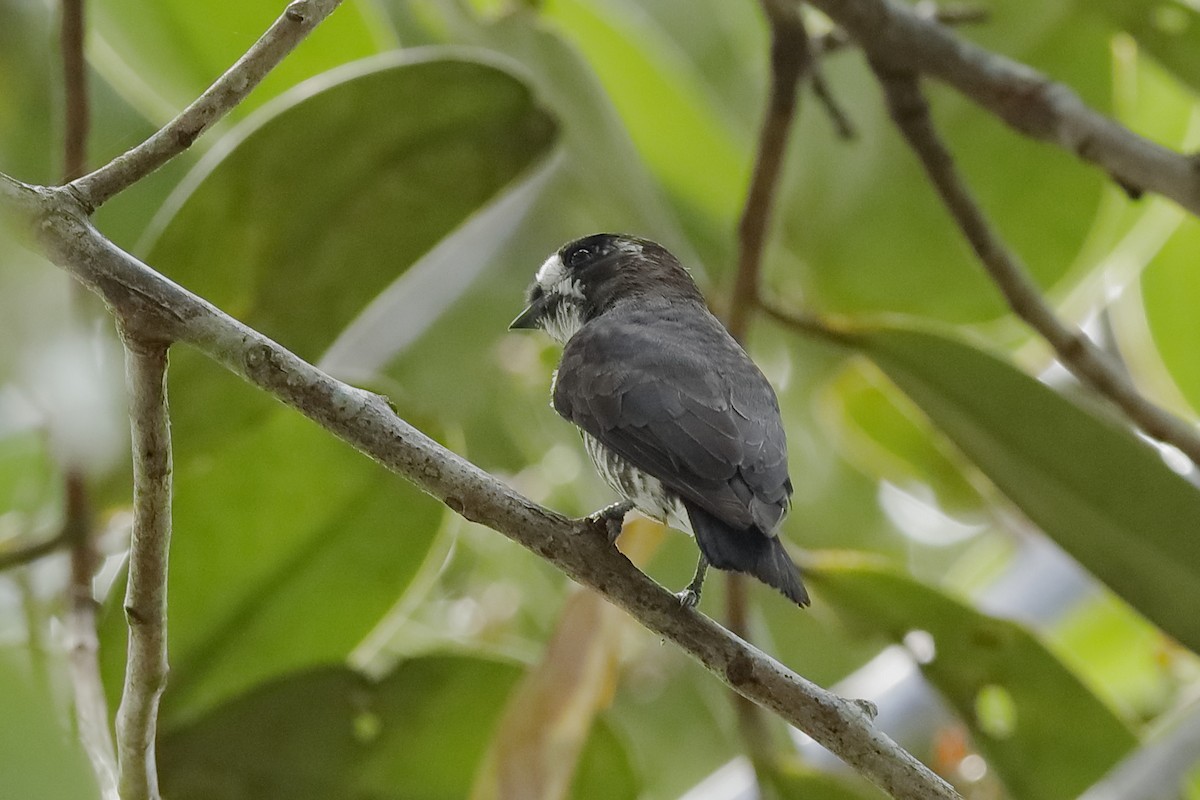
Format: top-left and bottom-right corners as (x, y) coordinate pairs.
(509, 233), (808, 607)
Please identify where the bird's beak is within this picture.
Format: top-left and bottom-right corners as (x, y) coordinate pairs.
(509, 296), (547, 330)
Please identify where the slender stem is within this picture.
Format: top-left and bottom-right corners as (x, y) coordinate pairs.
(56, 3), (119, 795)
(814, 3), (990, 56)
(0, 532), (68, 571)
(64, 470), (120, 800)
(727, 0), (809, 339)
(870, 63), (1200, 469)
(60, 0), (89, 182)
(67, 0), (344, 210)
(724, 0), (821, 777)
(5, 180), (961, 800)
(115, 340), (173, 800)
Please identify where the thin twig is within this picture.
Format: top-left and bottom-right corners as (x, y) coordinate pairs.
(114, 339), (173, 800)
(814, 2), (989, 56)
(67, 0), (344, 211)
(869, 63), (1200, 469)
(60, 0), (89, 182)
(63, 470), (119, 800)
(728, 0), (810, 337)
(0, 174), (962, 800)
(725, 0), (818, 775)
(803, 0), (1200, 214)
(0, 531), (68, 571)
(57, 2), (118, 795)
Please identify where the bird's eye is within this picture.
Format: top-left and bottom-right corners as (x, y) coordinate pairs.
(568, 247), (592, 268)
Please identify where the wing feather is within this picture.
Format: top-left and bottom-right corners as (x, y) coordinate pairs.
(554, 307), (790, 535)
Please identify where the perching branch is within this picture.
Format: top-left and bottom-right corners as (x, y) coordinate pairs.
(0, 174), (961, 800)
(804, 0), (1200, 215)
(114, 340), (173, 800)
(869, 63), (1200, 470)
(67, 0), (343, 211)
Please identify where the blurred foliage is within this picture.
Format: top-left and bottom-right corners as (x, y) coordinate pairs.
(4, 0), (1200, 799)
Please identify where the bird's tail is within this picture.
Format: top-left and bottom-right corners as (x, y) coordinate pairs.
(687, 504), (810, 607)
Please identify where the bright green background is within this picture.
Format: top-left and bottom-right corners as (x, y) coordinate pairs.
(3, 0), (1200, 798)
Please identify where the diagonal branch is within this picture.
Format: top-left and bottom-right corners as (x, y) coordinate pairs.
(114, 339), (173, 800)
(803, 0), (1200, 215)
(67, 0), (344, 211)
(869, 62), (1200, 469)
(0, 174), (961, 800)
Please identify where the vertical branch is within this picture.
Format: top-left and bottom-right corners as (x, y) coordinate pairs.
(64, 472), (120, 800)
(60, 0), (89, 181)
(869, 62), (1200, 469)
(727, 0), (810, 339)
(115, 340), (173, 800)
(58, 2), (118, 796)
(725, 0), (813, 780)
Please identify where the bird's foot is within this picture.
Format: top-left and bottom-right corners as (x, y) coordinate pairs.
(675, 555), (708, 609)
(585, 500), (633, 545)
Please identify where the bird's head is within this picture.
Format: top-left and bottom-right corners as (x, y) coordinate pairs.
(509, 233), (704, 343)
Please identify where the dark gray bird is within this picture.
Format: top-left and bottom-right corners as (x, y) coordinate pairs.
(510, 233), (808, 607)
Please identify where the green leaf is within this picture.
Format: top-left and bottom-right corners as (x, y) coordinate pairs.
(848, 325), (1200, 654)
(90, 0), (389, 122)
(542, 0), (748, 228)
(782, 0), (1112, 321)
(810, 555), (1137, 800)
(0, 3), (55, 181)
(139, 53), (557, 449)
(143, 53), (557, 364)
(100, 396), (446, 726)
(1094, 0), (1200, 93)
(1142, 218), (1200, 416)
(822, 362), (985, 516)
(0, 649), (98, 800)
(157, 655), (636, 799)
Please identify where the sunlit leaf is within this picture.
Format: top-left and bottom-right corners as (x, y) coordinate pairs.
(543, 0), (748, 230)
(848, 325), (1200, 654)
(811, 554), (1137, 800)
(90, 0), (389, 121)
(1094, 0), (1200, 93)
(1142, 218), (1200, 417)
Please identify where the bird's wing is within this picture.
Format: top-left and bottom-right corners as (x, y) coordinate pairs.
(553, 313), (790, 534)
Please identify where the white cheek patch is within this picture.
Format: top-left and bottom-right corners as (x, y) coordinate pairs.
(536, 253), (567, 286)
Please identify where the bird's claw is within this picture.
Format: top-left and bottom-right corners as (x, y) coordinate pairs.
(676, 588), (700, 608)
(585, 501), (633, 545)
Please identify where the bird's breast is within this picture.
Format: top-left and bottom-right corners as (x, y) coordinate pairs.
(581, 433), (692, 534)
